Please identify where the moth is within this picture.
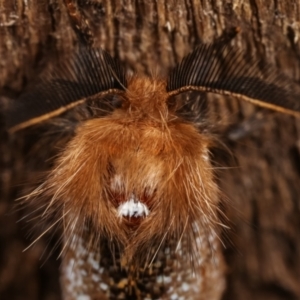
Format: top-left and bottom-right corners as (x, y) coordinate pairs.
(6, 32), (300, 300)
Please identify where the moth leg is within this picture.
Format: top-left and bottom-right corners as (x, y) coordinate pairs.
(63, 0), (94, 46)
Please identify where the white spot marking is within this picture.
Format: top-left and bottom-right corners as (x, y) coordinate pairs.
(92, 274), (100, 282)
(170, 293), (179, 300)
(156, 275), (172, 284)
(77, 296), (90, 300)
(117, 195), (149, 218)
(100, 282), (109, 291)
(181, 282), (190, 292)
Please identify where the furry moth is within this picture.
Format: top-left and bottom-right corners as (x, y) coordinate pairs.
(6, 34), (300, 300)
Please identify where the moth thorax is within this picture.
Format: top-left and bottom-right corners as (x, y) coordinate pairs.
(46, 116), (218, 247)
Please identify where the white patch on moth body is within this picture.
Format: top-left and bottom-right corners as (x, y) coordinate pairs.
(65, 257), (76, 286)
(156, 275), (172, 284)
(77, 296), (91, 300)
(100, 282), (109, 291)
(117, 194), (150, 218)
(87, 253), (100, 271)
(181, 282), (190, 292)
(92, 274), (100, 282)
(170, 293), (179, 300)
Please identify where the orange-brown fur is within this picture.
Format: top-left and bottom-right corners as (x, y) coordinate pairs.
(32, 76), (224, 296)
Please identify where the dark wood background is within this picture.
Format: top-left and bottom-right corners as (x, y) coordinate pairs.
(1, 1), (300, 299)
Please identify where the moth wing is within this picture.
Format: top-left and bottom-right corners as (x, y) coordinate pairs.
(167, 40), (300, 117)
(6, 47), (127, 132)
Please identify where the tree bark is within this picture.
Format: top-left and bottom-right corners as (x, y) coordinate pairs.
(1, 0), (300, 299)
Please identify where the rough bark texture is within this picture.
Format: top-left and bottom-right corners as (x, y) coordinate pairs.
(1, 1), (300, 300)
